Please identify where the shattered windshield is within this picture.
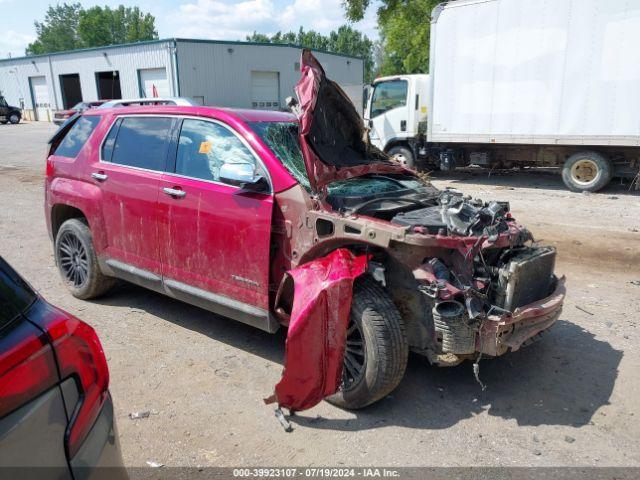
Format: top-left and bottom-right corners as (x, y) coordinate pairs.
(249, 121), (310, 189)
(249, 121), (429, 197)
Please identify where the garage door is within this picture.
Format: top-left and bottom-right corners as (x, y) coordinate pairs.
(139, 68), (170, 98)
(30, 76), (50, 121)
(251, 71), (279, 110)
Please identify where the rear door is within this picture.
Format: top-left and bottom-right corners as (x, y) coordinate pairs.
(89, 115), (175, 280)
(157, 117), (274, 326)
(0, 258), (71, 478)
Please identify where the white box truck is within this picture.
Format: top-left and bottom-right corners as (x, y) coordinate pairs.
(364, 0), (640, 192)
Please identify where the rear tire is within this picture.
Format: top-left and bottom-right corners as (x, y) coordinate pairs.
(562, 151), (612, 192)
(55, 218), (115, 299)
(326, 276), (408, 409)
(388, 145), (415, 169)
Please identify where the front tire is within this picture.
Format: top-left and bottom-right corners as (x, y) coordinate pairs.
(8, 114), (20, 124)
(55, 218), (115, 299)
(562, 151), (612, 192)
(326, 276), (408, 409)
(388, 145), (415, 169)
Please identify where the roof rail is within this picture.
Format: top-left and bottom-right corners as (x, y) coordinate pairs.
(98, 97), (199, 108)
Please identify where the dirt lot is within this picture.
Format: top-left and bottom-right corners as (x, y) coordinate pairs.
(1, 122), (639, 468)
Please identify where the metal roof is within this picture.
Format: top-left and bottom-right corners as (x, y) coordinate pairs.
(0, 37), (364, 64)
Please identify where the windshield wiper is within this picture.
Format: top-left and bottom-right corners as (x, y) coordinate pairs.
(349, 195), (432, 216)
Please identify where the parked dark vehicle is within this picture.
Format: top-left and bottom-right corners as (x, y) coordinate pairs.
(44, 51), (565, 409)
(54, 101), (107, 126)
(0, 256), (126, 479)
(0, 95), (21, 124)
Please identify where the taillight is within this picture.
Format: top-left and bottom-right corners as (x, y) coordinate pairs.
(46, 314), (109, 458)
(0, 321), (58, 418)
(46, 156), (55, 177)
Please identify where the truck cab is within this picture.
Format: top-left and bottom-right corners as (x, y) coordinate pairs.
(0, 95), (22, 124)
(364, 75), (430, 168)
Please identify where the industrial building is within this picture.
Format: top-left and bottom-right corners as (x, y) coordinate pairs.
(0, 38), (364, 121)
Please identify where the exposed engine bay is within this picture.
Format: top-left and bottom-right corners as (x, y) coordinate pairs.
(275, 178), (564, 368)
(266, 50), (565, 414)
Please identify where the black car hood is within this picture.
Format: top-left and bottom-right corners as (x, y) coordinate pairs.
(294, 50), (407, 193)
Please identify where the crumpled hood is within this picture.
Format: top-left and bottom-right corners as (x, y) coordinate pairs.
(295, 50), (407, 194)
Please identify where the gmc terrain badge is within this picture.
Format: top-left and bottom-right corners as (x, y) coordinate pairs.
(231, 275), (259, 287)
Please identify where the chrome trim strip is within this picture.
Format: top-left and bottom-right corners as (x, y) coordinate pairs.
(163, 278), (268, 319)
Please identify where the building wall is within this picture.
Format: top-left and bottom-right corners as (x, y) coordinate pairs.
(0, 39), (364, 121)
(176, 40), (364, 111)
(0, 41), (174, 120)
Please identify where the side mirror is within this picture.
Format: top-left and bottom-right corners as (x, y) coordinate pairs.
(219, 162), (267, 191)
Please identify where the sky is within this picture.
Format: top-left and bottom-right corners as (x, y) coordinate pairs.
(1, 0), (379, 59)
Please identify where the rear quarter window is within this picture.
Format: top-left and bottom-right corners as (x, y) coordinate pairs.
(53, 116), (101, 158)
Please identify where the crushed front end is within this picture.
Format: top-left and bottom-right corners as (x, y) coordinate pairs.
(389, 190), (566, 365)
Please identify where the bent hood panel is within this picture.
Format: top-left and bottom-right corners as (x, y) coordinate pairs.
(295, 50), (406, 193)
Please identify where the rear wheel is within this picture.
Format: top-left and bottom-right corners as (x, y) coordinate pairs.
(55, 218), (115, 299)
(326, 276), (408, 409)
(388, 145), (415, 169)
(562, 151), (612, 192)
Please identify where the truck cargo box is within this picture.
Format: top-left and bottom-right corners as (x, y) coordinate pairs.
(428, 0), (640, 147)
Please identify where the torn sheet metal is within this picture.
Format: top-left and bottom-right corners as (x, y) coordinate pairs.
(265, 248), (367, 412)
(295, 49), (406, 194)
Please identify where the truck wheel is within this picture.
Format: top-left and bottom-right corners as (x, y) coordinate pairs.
(388, 146), (415, 169)
(562, 151), (612, 192)
(326, 276), (408, 410)
(9, 114), (20, 124)
(55, 218), (115, 299)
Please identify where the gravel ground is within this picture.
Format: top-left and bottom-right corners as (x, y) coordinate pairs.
(1, 121), (639, 468)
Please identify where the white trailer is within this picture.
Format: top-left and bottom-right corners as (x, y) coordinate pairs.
(365, 0), (640, 192)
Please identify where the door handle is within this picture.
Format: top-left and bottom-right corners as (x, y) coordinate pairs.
(163, 187), (186, 198)
(91, 172), (108, 181)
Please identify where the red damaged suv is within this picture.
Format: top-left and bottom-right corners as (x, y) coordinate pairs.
(45, 51), (565, 410)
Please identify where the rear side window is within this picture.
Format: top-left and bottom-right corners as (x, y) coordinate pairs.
(108, 117), (173, 171)
(0, 258), (36, 330)
(53, 116), (101, 158)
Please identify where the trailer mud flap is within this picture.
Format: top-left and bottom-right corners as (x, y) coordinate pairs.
(265, 249), (367, 412)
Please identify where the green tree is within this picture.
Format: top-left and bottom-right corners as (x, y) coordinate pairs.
(78, 6), (158, 47)
(343, 0), (439, 75)
(26, 3), (158, 55)
(26, 3), (82, 55)
(247, 25), (375, 82)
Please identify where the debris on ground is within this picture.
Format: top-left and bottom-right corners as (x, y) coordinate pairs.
(129, 409), (157, 420)
(565, 436), (576, 443)
(630, 280), (640, 286)
(575, 305), (595, 315)
(146, 461), (164, 468)
(274, 408), (293, 433)
(129, 410), (151, 420)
